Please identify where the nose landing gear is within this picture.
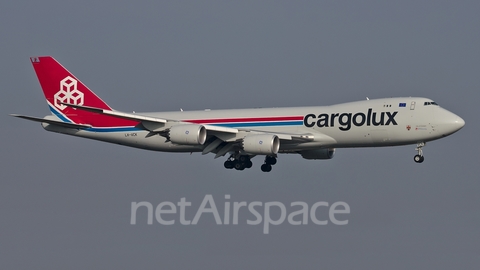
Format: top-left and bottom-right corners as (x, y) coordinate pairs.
(414, 142), (425, 163)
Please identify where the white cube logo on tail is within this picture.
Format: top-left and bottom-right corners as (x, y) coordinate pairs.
(54, 76), (84, 110)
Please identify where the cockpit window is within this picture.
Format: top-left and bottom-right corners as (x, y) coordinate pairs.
(424, 101), (439, 106)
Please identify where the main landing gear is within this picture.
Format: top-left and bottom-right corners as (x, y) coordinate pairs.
(260, 156), (277, 172)
(223, 154), (277, 172)
(414, 142), (425, 163)
(224, 154), (253, 171)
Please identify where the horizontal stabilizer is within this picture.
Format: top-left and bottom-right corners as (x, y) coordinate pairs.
(10, 114), (92, 129)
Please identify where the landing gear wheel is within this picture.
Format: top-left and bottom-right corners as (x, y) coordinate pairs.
(234, 161), (245, 170)
(414, 142), (425, 164)
(261, 164), (272, 172)
(245, 160), (253, 168)
(265, 156), (277, 165)
(414, 155), (424, 163)
(238, 155), (249, 163)
(224, 160), (234, 169)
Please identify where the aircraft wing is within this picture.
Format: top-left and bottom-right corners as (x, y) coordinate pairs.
(244, 128), (337, 143)
(60, 103), (335, 156)
(62, 103), (239, 134)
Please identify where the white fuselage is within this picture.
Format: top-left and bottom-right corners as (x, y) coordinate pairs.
(42, 97), (464, 153)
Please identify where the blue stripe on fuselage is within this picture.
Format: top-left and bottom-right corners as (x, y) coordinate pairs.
(84, 121), (302, 132)
(48, 105), (140, 132)
(57, 116), (303, 132)
(49, 105), (72, 123)
(86, 127), (142, 132)
(212, 120), (303, 128)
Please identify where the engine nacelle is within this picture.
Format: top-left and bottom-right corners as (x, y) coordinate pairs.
(169, 124), (207, 145)
(300, 148), (335, 160)
(243, 134), (280, 155)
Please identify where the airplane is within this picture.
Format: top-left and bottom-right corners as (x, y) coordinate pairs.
(11, 56), (465, 172)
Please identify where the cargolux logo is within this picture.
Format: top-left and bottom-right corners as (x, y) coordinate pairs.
(54, 76), (84, 110)
(303, 108), (398, 131)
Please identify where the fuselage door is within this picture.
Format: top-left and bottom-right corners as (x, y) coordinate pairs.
(410, 101), (416, 110)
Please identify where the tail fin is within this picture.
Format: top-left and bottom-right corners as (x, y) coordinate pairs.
(31, 56), (134, 127)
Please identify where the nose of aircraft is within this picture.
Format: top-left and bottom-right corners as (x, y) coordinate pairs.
(437, 109), (465, 136)
(453, 114), (465, 130)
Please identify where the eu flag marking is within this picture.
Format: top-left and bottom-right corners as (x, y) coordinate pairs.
(399, 103), (406, 107)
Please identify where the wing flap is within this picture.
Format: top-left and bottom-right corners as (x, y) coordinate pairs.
(204, 125), (238, 134)
(244, 129), (336, 144)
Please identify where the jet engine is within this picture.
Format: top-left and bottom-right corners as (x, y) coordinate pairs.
(243, 134), (280, 155)
(169, 124), (207, 145)
(299, 148), (335, 160)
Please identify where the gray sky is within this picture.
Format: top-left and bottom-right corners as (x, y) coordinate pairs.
(1, 1), (479, 269)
